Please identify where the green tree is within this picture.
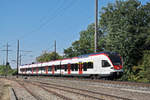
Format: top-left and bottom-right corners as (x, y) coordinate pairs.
(99, 0), (150, 80)
(0, 65), (15, 75)
(63, 0), (150, 82)
(36, 51), (63, 62)
(131, 51), (150, 82)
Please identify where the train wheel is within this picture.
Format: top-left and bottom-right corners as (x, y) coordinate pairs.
(90, 75), (96, 80)
(96, 75), (101, 79)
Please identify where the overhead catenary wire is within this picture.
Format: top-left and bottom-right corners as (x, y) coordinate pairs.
(2, 0), (148, 66)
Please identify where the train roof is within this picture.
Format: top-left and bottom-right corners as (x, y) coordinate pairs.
(20, 51), (118, 67)
(77, 51), (118, 58)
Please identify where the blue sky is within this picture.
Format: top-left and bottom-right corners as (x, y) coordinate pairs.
(0, 0), (149, 68)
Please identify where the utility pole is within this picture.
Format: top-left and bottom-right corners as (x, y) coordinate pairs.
(54, 40), (56, 60)
(16, 40), (19, 78)
(3, 59), (5, 66)
(1, 43), (11, 65)
(6, 43), (8, 65)
(95, 0), (98, 53)
(5, 43), (10, 77)
(0, 43), (11, 76)
(19, 53), (22, 65)
(6, 43), (11, 65)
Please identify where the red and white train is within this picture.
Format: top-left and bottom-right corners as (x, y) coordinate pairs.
(19, 52), (123, 78)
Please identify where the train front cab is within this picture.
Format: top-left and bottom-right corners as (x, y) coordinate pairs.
(97, 53), (123, 78)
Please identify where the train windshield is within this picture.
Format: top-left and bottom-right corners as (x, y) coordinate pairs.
(108, 54), (122, 65)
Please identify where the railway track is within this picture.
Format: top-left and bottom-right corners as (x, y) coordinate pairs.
(11, 75), (150, 89)
(29, 76), (150, 88)
(8, 77), (132, 100)
(15, 79), (72, 100)
(1, 77), (38, 100)
(25, 80), (132, 100)
(34, 83), (103, 100)
(5, 76), (150, 100)
(19, 79), (104, 100)
(11, 88), (18, 100)
(13, 80), (41, 100)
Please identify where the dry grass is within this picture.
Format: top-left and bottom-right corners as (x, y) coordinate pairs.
(0, 79), (10, 100)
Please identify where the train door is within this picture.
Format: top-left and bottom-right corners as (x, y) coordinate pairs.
(93, 56), (101, 74)
(68, 64), (71, 74)
(25, 68), (26, 74)
(22, 69), (23, 74)
(32, 68), (33, 74)
(36, 68), (38, 74)
(79, 63), (83, 74)
(22, 69), (24, 74)
(45, 66), (48, 74)
(52, 65), (55, 75)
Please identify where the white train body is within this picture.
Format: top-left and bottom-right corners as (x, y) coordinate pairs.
(19, 52), (123, 78)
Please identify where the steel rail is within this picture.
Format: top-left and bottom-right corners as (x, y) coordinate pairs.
(26, 80), (131, 100)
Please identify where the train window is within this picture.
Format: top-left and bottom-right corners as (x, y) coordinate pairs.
(41, 67), (45, 72)
(38, 67), (41, 71)
(55, 65), (57, 71)
(109, 54), (122, 65)
(61, 65), (64, 69)
(55, 65), (60, 71)
(27, 68), (31, 72)
(57, 65), (60, 70)
(83, 62), (87, 71)
(33, 68), (36, 72)
(71, 64), (74, 71)
(48, 66), (52, 71)
(102, 60), (111, 67)
(64, 65), (67, 71)
(74, 63), (78, 71)
(87, 62), (93, 69)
